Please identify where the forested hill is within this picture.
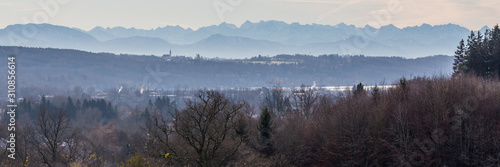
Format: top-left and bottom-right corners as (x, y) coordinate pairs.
(0, 46), (453, 92)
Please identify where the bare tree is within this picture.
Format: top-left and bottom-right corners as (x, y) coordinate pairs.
(27, 107), (79, 167)
(291, 84), (318, 118)
(262, 86), (292, 119)
(146, 90), (248, 166)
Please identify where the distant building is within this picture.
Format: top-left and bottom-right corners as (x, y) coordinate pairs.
(162, 50), (172, 61)
(91, 92), (108, 99)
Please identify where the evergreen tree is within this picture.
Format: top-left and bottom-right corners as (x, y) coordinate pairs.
(257, 107), (274, 156)
(492, 25), (500, 76)
(102, 101), (117, 120)
(453, 39), (467, 74)
(41, 95), (47, 108)
(455, 25), (500, 78)
(482, 29), (494, 78)
(66, 97), (76, 118)
(465, 31), (480, 74)
(154, 97), (162, 110)
(143, 107), (151, 120)
(82, 99), (89, 110)
(475, 31), (488, 77)
(353, 82), (365, 96)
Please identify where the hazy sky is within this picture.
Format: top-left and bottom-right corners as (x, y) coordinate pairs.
(1, 0), (498, 30)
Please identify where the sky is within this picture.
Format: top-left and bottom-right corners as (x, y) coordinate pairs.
(0, 0), (498, 31)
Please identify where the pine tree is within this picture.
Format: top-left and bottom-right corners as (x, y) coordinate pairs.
(475, 31), (487, 77)
(41, 95), (47, 108)
(464, 31), (483, 75)
(465, 31), (475, 73)
(257, 107), (274, 156)
(82, 99), (88, 110)
(482, 29), (494, 78)
(154, 97), (162, 110)
(354, 82), (365, 96)
(492, 24), (500, 76)
(66, 97), (76, 118)
(100, 99), (107, 112)
(454, 25), (500, 78)
(453, 39), (467, 74)
(143, 107), (151, 120)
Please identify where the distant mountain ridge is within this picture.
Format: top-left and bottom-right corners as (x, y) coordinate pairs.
(0, 21), (488, 58)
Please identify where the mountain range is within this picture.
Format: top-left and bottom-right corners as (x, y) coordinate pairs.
(0, 21), (491, 58)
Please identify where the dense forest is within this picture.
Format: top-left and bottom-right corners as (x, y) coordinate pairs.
(0, 46), (452, 93)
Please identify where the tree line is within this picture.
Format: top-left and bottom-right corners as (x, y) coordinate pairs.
(453, 24), (500, 78)
(0, 46), (453, 93)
